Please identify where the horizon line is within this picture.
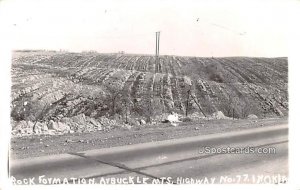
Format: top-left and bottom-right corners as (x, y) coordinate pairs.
(12, 49), (288, 59)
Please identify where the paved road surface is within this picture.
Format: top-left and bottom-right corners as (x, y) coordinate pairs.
(10, 124), (288, 184)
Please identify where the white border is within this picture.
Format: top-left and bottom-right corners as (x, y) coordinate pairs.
(1, 0), (300, 190)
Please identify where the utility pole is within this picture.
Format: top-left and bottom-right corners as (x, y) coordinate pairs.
(156, 31), (160, 57)
(155, 31), (160, 73)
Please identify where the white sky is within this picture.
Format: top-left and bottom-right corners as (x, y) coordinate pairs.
(0, 0), (295, 57)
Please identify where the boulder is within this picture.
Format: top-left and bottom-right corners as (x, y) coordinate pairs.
(247, 114), (258, 119)
(57, 122), (70, 132)
(34, 122), (48, 133)
(140, 119), (146, 125)
(48, 120), (70, 132)
(89, 118), (102, 128)
(33, 122), (42, 134)
(60, 117), (79, 130)
(167, 113), (179, 123)
(48, 120), (58, 130)
(41, 123), (48, 131)
(211, 111), (229, 120)
(71, 114), (86, 124)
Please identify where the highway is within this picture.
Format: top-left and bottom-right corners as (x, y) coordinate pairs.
(9, 124), (288, 184)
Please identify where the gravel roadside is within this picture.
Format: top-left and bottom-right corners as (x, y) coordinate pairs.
(10, 118), (288, 160)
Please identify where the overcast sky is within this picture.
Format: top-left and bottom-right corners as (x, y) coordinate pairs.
(0, 0), (293, 57)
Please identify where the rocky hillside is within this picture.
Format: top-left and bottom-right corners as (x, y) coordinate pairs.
(10, 51), (288, 135)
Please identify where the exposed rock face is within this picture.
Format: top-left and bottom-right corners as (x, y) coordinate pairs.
(10, 51), (288, 137)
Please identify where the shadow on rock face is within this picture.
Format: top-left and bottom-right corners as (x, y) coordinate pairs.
(206, 63), (225, 83)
